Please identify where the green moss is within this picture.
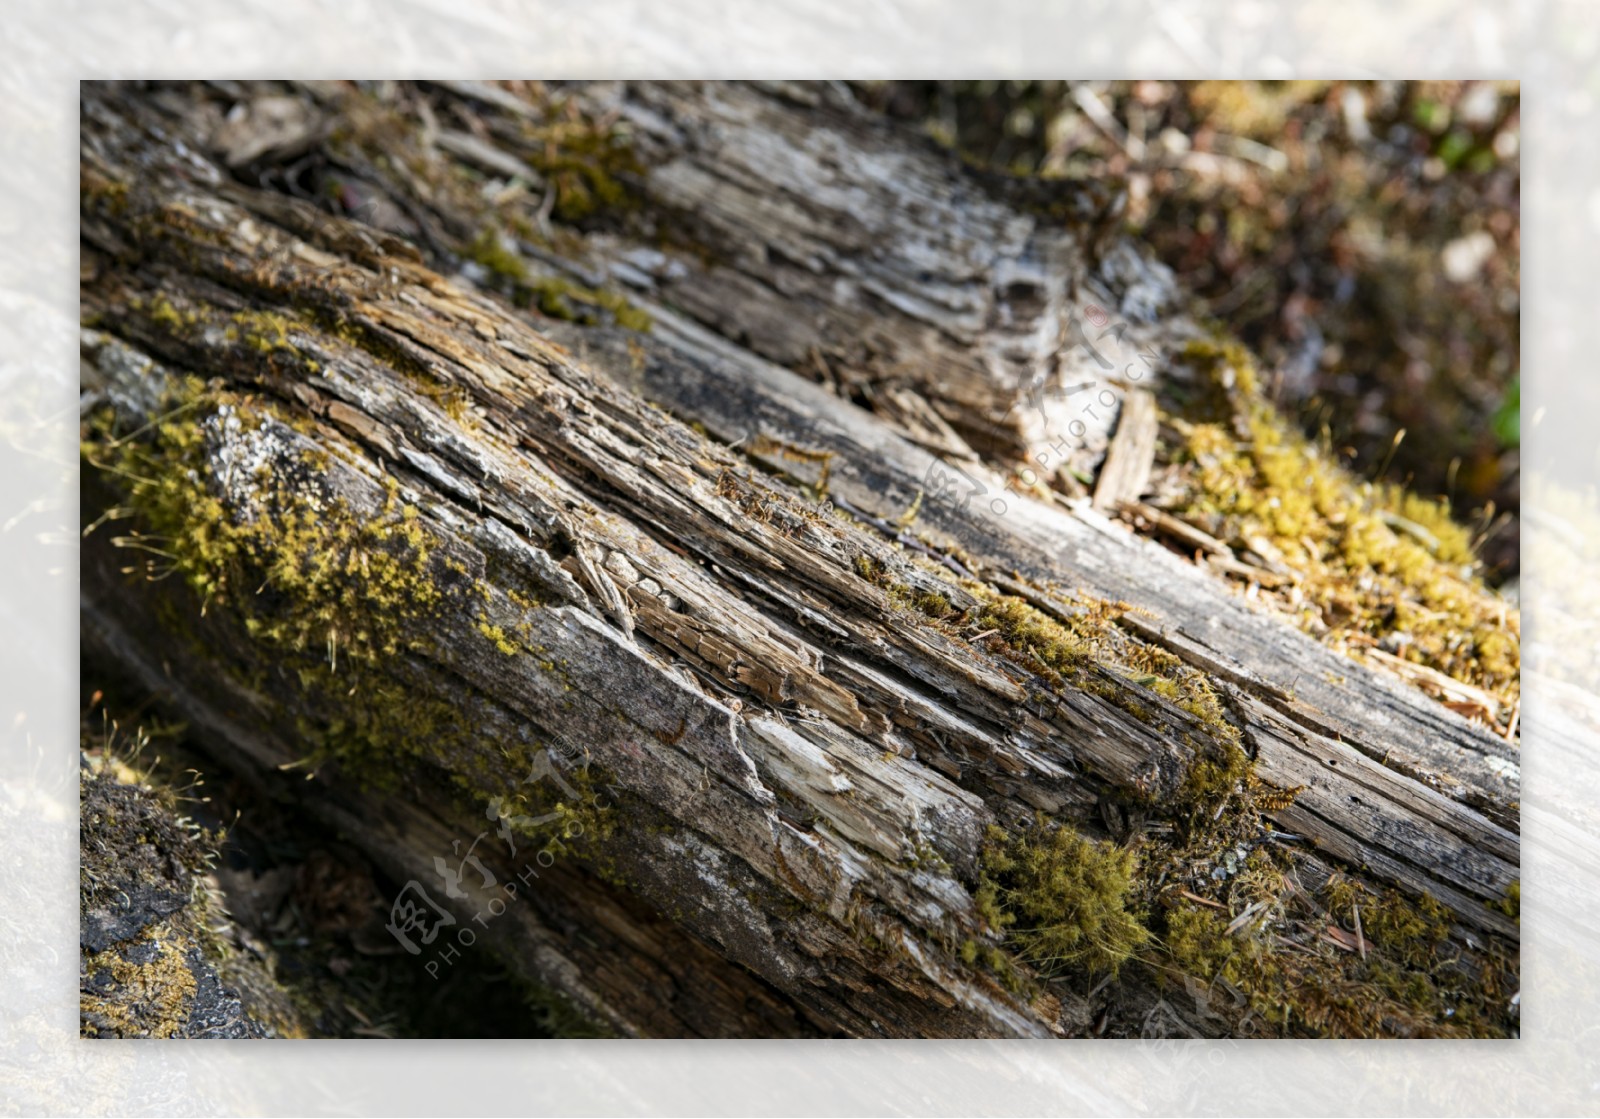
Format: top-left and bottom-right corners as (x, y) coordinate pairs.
(492, 758), (618, 871)
(308, 84), (652, 352)
(80, 925), (199, 1039)
(476, 618), (520, 655)
(1167, 334), (1519, 721)
(81, 378), (521, 786)
(975, 819), (1149, 977)
(146, 294), (191, 332)
(523, 275), (653, 332)
(963, 587), (1106, 679)
(1324, 878), (1451, 970)
(1164, 874), (1513, 1037)
(850, 549), (1250, 813)
(136, 291), (324, 382)
(466, 227), (530, 283)
(104, 398), (447, 661)
(1488, 880), (1520, 922)
(81, 167), (131, 216)
(908, 588), (954, 619)
(465, 228), (652, 332)
(1118, 644), (1248, 810)
(522, 106), (642, 224)
(1178, 336), (1259, 406)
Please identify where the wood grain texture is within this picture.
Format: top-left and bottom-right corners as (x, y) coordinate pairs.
(78, 81), (1518, 1038)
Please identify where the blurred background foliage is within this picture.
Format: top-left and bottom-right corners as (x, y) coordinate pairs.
(856, 80), (1520, 578)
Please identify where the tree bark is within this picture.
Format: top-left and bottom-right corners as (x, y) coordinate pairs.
(79, 81), (1519, 1039)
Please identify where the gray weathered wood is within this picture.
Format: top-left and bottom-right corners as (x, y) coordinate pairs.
(78, 80), (1518, 1039)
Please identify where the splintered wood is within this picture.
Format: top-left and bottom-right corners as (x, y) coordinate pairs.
(78, 81), (1519, 1040)
(1092, 388), (1159, 511)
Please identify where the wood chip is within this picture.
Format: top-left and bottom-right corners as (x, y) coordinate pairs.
(1225, 901), (1265, 936)
(1201, 550), (1297, 589)
(1323, 924), (1374, 954)
(1093, 388), (1159, 510)
(1120, 500), (1229, 556)
(1363, 647), (1501, 721)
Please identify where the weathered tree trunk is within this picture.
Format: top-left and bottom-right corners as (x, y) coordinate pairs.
(79, 81), (1519, 1038)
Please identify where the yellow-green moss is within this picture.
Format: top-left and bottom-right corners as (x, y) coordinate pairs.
(82, 378), (525, 787)
(476, 618), (520, 655)
(80, 926), (199, 1039)
(1323, 877), (1452, 970)
(849, 554), (1250, 813)
(145, 293), (191, 333)
(492, 758), (618, 867)
(976, 819), (1150, 977)
(521, 105), (642, 224)
(963, 585), (1247, 813)
(93, 389), (448, 662)
(466, 229), (653, 332)
(965, 589), (1100, 677)
(1488, 880), (1520, 922)
(466, 227), (531, 284)
(523, 275), (653, 332)
(226, 308), (305, 362)
(138, 292), (324, 382)
(1164, 874), (1513, 1037)
(1167, 335), (1519, 720)
(337, 83), (640, 230)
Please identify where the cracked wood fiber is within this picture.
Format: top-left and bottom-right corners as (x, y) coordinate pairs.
(79, 81), (1518, 1039)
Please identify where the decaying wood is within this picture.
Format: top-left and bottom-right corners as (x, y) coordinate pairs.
(559, 312), (1520, 823)
(79, 81), (1518, 1039)
(1092, 388), (1159, 511)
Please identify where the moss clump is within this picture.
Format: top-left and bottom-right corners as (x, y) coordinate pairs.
(851, 555), (1112, 676)
(79, 750), (294, 1038)
(225, 308), (316, 367)
(525, 276), (653, 332)
(965, 586), (1248, 815)
(80, 924), (201, 1039)
(145, 293), (192, 332)
(1488, 880), (1520, 922)
(850, 552), (1250, 813)
(476, 618), (520, 655)
(335, 83), (640, 230)
(88, 382), (451, 663)
(1119, 643), (1249, 811)
(525, 108), (641, 224)
(82, 378), (522, 786)
(975, 820), (1150, 977)
(465, 226), (531, 284)
(965, 589), (1102, 678)
(1165, 336), (1519, 724)
(1163, 873), (1514, 1037)
(465, 229), (652, 332)
(139, 292), (325, 384)
(1323, 877), (1452, 970)
(505, 760), (617, 858)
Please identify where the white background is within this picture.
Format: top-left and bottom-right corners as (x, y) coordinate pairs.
(2, 2), (1593, 1114)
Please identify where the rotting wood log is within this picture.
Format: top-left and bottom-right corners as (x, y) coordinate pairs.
(79, 81), (1519, 1039)
(178, 79), (1520, 765)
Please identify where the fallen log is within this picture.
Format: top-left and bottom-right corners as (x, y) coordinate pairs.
(79, 80), (1518, 1038)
